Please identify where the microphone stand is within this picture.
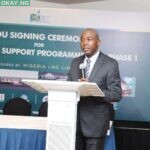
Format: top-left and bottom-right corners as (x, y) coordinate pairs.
(79, 63), (86, 79)
(81, 68), (85, 79)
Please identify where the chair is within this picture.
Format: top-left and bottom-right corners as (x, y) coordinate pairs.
(3, 97), (31, 116)
(38, 101), (48, 117)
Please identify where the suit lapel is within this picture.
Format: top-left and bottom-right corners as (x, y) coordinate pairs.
(88, 52), (104, 81)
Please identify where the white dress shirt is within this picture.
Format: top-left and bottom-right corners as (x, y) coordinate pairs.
(83, 49), (100, 77)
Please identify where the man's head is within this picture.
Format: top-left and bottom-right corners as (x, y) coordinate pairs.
(80, 28), (101, 58)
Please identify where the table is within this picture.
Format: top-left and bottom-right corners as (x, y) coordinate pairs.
(0, 115), (47, 150)
(0, 115), (115, 150)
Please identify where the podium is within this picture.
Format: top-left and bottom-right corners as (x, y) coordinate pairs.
(22, 79), (104, 150)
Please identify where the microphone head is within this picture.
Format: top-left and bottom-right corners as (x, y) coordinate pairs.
(79, 63), (86, 69)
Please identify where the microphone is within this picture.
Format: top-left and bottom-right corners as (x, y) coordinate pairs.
(79, 63), (86, 78)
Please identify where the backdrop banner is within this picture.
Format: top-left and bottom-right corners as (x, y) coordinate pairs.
(0, 9), (150, 122)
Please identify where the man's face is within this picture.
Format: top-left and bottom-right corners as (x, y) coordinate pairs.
(80, 30), (100, 57)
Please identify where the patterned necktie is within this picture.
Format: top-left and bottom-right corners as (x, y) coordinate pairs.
(85, 58), (91, 78)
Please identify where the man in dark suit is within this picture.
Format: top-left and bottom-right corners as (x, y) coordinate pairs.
(67, 28), (122, 150)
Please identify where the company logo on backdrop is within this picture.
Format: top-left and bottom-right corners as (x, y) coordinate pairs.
(0, 77), (22, 86)
(121, 77), (136, 97)
(0, 0), (30, 6)
(39, 72), (67, 81)
(30, 10), (50, 23)
(0, 93), (5, 101)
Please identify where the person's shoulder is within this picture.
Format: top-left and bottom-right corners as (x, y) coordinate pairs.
(72, 54), (84, 62)
(100, 52), (118, 64)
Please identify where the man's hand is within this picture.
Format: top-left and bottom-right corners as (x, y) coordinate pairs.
(78, 78), (89, 82)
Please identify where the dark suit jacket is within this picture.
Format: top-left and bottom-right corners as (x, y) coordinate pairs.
(67, 52), (122, 137)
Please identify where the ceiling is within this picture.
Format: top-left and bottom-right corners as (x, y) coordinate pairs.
(31, 0), (150, 12)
